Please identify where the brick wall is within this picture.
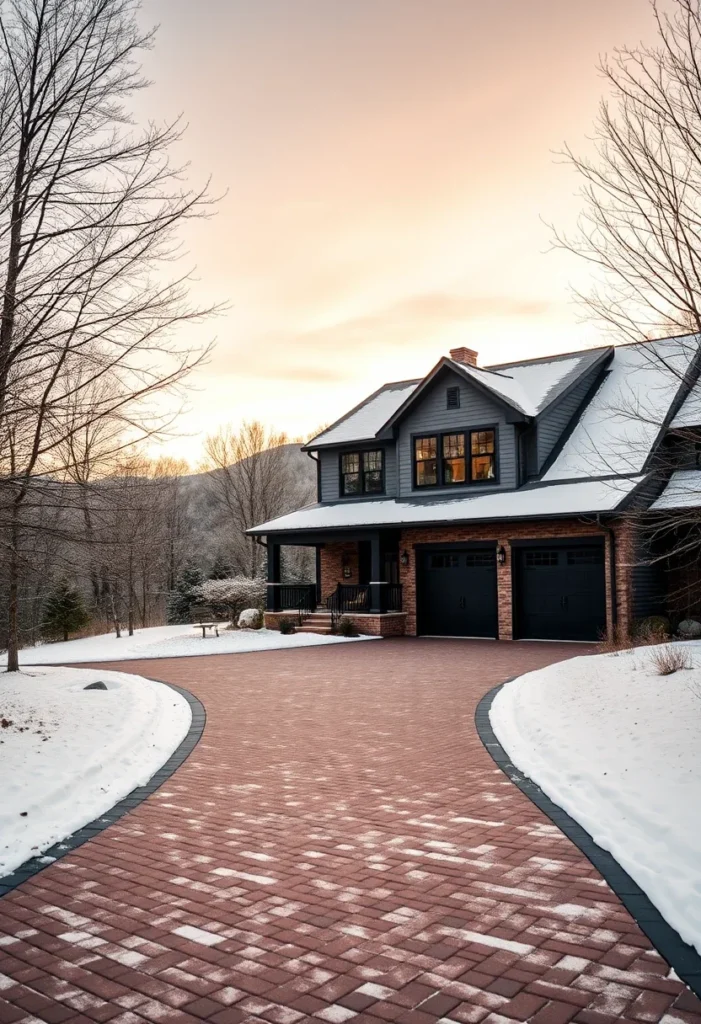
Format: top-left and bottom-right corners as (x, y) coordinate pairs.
(319, 542), (359, 600)
(398, 518), (633, 639)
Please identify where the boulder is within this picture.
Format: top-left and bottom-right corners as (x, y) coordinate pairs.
(84, 681), (108, 691)
(238, 607), (263, 630)
(677, 618), (701, 639)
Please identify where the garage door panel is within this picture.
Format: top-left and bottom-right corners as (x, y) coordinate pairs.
(418, 548), (497, 637)
(515, 543), (605, 642)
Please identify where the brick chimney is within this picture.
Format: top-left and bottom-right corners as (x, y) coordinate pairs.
(449, 346), (479, 367)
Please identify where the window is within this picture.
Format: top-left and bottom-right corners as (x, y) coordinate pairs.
(464, 550), (494, 567)
(443, 433), (466, 483)
(414, 428), (497, 487)
(525, 549), (559, 567)
(340, 449), (384, 496)
(471, 430), (496, 481)
(567, 547), (603, 566)
(446, 386), (460, 409)
(415, 436), (438, 486)
(430, 553), (459, 569)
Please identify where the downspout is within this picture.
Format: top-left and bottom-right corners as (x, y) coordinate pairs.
(306, 450), (322, 604)
(597, 514), (617, 632)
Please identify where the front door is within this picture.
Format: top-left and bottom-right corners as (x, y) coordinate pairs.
(417, 547), (498, 637)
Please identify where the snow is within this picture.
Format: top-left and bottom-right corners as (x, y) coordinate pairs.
(0, 665), (191, 875)
(652, 469), (701, 510)
(1, 625), (377, 667)
(451, 355), (590, 417)
(498, 351), (605, 414)
(671, 378), (701, 428)
(544, 337), (694, 481)
(309, 380), (419, 447)
(250, 476), (640, 535)
(490, 646), (701, 953)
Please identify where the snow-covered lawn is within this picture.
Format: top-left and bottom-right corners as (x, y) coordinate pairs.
(1, 624), (377, 666)
(490, 645), (701, 955)
(0, 665), (191, 876)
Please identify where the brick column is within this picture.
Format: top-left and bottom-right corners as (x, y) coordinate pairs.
(319, 542), (359, 602)
(496, 539), (512, 640)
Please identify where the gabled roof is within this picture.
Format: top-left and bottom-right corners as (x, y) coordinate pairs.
(249, 475), (642, 535)
(543, 336), (696, 481)
(304, 379), (420, 449)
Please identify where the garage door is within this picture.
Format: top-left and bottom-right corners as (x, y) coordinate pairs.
(418, 548), (498, 637)
(514, 542), (606, 641)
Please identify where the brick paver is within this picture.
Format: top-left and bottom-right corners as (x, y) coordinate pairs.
(0, 638), (698, 1024)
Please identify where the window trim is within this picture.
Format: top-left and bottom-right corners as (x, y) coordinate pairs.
(411, 425), (499, 490)
(338, 446), (386, 497)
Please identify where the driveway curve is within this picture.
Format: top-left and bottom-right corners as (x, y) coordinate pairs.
(0, 638), (699, 1024)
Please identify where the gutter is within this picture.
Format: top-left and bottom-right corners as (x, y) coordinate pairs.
(306, 449), (321, 502)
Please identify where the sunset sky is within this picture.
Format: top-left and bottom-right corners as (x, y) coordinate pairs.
(138, 0), (659, 463)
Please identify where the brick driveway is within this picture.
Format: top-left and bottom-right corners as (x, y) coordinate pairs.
(0, 638), (699, 1024)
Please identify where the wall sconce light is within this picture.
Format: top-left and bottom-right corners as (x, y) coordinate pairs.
(400, 550), (409, 567)
(343, 566), (352, 579)
(497, 545), (507, 566)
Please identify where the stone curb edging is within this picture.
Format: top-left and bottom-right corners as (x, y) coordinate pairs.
(0, 680), (206, 899)
(475, 680), (701, 998)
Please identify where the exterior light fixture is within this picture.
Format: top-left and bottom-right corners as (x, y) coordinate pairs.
(400, 550), (409, 567)
(497, 545), (506, 566)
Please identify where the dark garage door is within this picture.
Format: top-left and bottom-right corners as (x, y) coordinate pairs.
(514, 542), (606, 641)
(418, 548), (498, 637)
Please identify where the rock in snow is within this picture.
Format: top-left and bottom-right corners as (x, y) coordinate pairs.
(238, 608), (263, 630)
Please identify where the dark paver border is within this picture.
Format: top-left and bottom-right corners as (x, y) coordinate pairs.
(475, 680), (701, 998)
(0, 679), (205, 898)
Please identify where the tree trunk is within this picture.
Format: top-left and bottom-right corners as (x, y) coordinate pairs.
(63, 628), (68, 642)
(6, 531), (20, 672)
(109, 591), (121, 638)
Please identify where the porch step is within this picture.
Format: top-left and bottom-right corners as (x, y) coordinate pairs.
(297, 625), (334, 635)
(296, 610), (334, 635)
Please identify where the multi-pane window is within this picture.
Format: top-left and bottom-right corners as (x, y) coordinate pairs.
(442, 434), (466, 483)
(414, 436), (438, 486)
(414, 428), (497, 487)
(340, 449), (384, 496)
(471, 430), (496, 481)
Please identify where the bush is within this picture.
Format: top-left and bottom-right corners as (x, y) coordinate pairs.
(635, 614), (671, 640)
(677, 618), (701, 639)
(336, 616), (358, 637)
(42, 580), (90, 642)
(194, 576), (266, 623)
(649, 643), (693, 675)
(278, 617), (295, 635)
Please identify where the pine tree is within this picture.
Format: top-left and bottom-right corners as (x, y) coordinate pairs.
(208, 553), (231, 580)
(43, 581), (90, 643)
(166, 564), (205, 623)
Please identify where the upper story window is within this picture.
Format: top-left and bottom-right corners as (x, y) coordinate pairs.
(414, 428), (497, 487)
(340, 449), (384, 496)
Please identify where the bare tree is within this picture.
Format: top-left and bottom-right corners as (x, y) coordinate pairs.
(202, 421), (313, 578)
(0, 0), (218, 669)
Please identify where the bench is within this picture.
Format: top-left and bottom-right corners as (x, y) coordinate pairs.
(190, 605), (225, 639)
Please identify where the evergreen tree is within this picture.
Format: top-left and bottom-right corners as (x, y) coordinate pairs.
(43, 581), (90, 643)
(209, 554), (231, 580)
(166, 564), (205, 623)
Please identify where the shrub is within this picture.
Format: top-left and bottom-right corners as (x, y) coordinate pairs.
(194, 576), (266, 623)
(42, 580), (90, 642)
(635, 614), (671, 639)
(649, 643), (693, 675)
(278, 617), (295, 635)
(336, 616), (358, 637)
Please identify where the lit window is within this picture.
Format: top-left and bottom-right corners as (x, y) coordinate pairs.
(341, 450), (384, 495)
(442, 433), (466, 484)
(415, 436), (438, 486)
(470, 429), (495, 481)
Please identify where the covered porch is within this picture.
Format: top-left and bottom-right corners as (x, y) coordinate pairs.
(264, 529), (406, 634)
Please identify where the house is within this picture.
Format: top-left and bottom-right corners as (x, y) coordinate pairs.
(249, 336), (701, 641)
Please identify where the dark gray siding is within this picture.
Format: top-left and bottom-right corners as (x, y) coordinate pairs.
(318, 444), (397, 502)
(397, 370), (518, 496)
(536, 363), (604, 472)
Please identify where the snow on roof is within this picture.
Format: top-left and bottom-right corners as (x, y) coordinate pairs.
(490, 349), (606, 415)
(308, 379), (419, 447)
(651, 470), (701, 510)
(671, 379), (701, 428)
(542, 337), (695, 481)
(250, 476), (640, 534)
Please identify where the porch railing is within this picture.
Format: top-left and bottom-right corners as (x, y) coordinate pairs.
(325, 583), (403, 620)
(277, 583), (317, 621)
